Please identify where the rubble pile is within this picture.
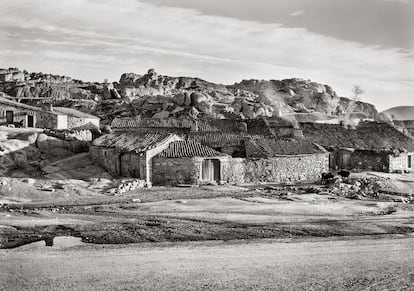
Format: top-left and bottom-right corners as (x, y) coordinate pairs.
(109, 179), (147, 195)
(327, 176), (412, 202)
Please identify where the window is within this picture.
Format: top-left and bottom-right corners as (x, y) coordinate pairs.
(408, 155), (412, 169)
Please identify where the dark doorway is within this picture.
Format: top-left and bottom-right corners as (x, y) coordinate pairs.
(6, 111), (14, 124)
(201, 159), (221, 182)
(27, 115), (34, 127)
(408, 155), (412, 169)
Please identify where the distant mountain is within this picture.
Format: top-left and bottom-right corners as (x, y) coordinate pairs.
(381, 106), (414, 121)
(0, 67), (379, 125)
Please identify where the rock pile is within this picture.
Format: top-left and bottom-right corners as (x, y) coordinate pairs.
(326, 176), (411, 202)
(111, 179), (147, 195)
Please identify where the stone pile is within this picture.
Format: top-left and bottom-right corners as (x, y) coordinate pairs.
(114, 179), (146, 195)
(326, 176), (410, 201)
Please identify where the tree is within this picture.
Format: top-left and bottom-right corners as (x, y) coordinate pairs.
(342, 85), (365, 124)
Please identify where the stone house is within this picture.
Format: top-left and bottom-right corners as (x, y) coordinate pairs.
(224, 138), (329, 184)
(152, 140), (230, 185)
(52, 107), (100, 129)
(100, 116), (331, 185)
(300, 121), (414, 173)
(110, 117), (303, 158)
(0, 96), (39, 127)
(90, 131), (182, 185)
(0, 96), (59, 128)
(0, 96), (100, 130)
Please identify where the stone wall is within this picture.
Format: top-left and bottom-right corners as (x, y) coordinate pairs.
(67, 116), (99, 129)
(389, 152), (413, 173)
(152, 157), (200, 185)
(36, 111), (63, 129)
(89, 146), (120, 176)
(243, 154), (329, 183)
(222, 158), (245, 184)
(223, 154), (329, 184)
(120, 153), (145, 178)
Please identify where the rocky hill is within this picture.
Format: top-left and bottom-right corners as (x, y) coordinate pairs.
(0, 68), (379, 125)
(381, 106), (414, 121)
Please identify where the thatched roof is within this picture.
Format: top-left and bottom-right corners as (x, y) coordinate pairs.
(300, 121), (414, 152)
(245, 138), (326, 157)
(158, 141), (228, 158)
(92, 132), (177, 153)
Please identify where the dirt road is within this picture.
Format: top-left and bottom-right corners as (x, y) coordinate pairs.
(1, 236), (413, 290)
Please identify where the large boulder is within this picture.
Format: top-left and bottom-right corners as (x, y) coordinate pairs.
(242, 102), (255, 119)
(197, 100), (213, 114)
(173, 93), (186, 106)
(119, 73), (141, 86)
(153, 111), (170, 119)
(190, 92), (209, 106)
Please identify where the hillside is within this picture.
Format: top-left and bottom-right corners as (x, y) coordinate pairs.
(382, 106), (414, 121)
(0, 67), (379, 125)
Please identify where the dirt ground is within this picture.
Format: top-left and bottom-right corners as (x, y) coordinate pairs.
(1, 182), (413, 248)
(1, 167), (414, 289)
(1, 236), (413, 290)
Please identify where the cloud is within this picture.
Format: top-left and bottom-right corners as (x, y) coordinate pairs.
(290, 10), (305, 17)
(0, 0), (412, 110)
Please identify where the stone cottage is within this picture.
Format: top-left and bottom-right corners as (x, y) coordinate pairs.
(152, 140), (230, 185)
(0, 96), (57, 128)
(0, 96), (38, 127)
(101, 116), (331, 185)
(52, 107), (100, 129)
(224, 138), (329, 184)
(90, 131), (182, 185)
(300, 121), (414, 173)
(0, 96), (100, 130)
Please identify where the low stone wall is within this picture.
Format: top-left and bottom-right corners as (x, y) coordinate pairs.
(223, 158), (245, 184)
(224, 154), (329, 184)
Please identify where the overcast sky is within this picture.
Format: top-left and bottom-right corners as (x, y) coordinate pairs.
(0, 0), (413, 110)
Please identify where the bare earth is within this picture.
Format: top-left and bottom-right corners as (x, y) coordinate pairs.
(1, 236), (413, 291)
(1, 171), (414, 290)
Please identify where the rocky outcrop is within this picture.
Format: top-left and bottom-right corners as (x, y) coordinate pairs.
(0, 68), (25, 82)
(0, 67), (379, 124)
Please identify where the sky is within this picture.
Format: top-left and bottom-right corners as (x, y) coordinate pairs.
(0, 0), (413, 111)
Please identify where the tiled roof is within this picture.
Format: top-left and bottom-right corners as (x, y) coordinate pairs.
(53, 107), (98, 119)
(189, 132), (267, 148)
(0, 96), (42, 111)
(158, 141), (228, 158)
(111, 117), (142, 128)
(111, 117), (293, 135)
(245, 138), (326, 157)
(111, 117), (194, 129)
(300, 121), (414, 152)
(92, 132), (177, 153)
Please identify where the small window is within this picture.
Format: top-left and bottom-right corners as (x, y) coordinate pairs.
(408, 155), (412, 169)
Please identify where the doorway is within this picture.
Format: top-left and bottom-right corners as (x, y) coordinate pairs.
(27, 115), (34, 127)
(6, 111), (14, 124)
(201, 159), (221, 182)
